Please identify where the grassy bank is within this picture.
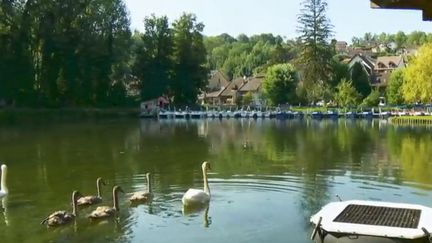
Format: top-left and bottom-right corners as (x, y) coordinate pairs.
(0, 108), (140, 124)
(390, 116), (432, 125)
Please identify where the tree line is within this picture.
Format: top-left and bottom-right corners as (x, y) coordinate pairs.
(387, 43), (432, 105)
(0, 0), (431, 108)
(132, 14), (208, 104)
(0, 1), (208, 107)
(0, 0), (131, 107)
(352, 31), (432, 50)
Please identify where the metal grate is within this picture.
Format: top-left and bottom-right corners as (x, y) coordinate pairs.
(333, 204), (421, 228)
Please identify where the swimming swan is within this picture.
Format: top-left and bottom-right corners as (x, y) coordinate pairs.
(130, 173), (153, 203)
(0, 164), (8, 198)
(77, 177), (106, 206)
(41, 190), (82, 227)
(88, 186), (124, 219)
(182, 161), (211, 206)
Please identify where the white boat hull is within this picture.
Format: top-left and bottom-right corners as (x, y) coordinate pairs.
(311, 200), (432, 243)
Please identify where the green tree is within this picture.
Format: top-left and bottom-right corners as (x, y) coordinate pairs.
(330, 59), (350, 88)
(0, 0), (132, 107)
(334, 79), (360, 108)
(306, 82), (333, 105)
(210, 44), (231, 73)
(244, 40), (274, 75)
(263, 64), (298, 105)
(222, 42), (252, 78)
(133, 15), (173, 100)
(237, 34), (250, 43)
(296, 0), (334, 101)
(204, 33), (235, 70)
(108, 81), (127, 106)
(270, 42), (296, 65)
(350, 62), (371, 99)
(386, 69), (405, 105)
(403, 43), (432, 103)
(0, 1), (34, 106)
(31, 0), (131, 106)
(171, 13), (208, 105)
(204, 33), (298, 80)
(361, 88), (380, 108)
(242, 92), (253, 106)
(407, 31), (427, 46)
(394, 31), (408, 49)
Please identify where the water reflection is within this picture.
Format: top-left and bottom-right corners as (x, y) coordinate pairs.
(0, 119), (431, 242)
(182, 204), (211, 228)
(1, 197), (9, 226)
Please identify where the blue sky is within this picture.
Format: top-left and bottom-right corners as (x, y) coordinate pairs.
(124, 0), (432, 42)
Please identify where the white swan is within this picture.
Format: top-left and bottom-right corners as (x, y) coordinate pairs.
(0, 164), (8, 198)
(182, 161), (211, 206)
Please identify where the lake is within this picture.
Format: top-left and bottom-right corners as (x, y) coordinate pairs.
(0, 118), (432, 243)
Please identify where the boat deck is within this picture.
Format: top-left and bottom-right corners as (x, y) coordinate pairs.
(334, 204), (421, 229)
(311, 200), (432, 239)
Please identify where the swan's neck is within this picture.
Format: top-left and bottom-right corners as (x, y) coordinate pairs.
(146, 175), (152, 194)
(113, 190), (119, 211)
(202, 167), (210, 196)
(1, 168), (7, 193)
(96, 180), (102, 198)
(72, 195), (78, 216)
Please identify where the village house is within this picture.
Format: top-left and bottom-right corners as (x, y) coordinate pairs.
(335, 41), (348, 53)
(347, 46), (377, 58)
(219, 77), (247, 105)
(206, 70), (230, 92)
(347, 53), (406, 88)
(237, 75), (265, 106)
(198, 70), (230, 105)
(373, 55), (406, 87)
(348, 53), (376, 78)
(201, 72), (265, 106)
(140, 96), (170, 113)
(201, 88), (225, 105)
(400, 47), (419, 56)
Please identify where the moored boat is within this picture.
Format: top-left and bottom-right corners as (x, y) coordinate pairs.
(311, 111), (323, 119)
(190, 111), (204, 119)
(158, 110), (174, 119)
(174, 110), (187, 119)
(327, 111), (338, 120)
(233, 110), (242, 118)
(311, 200), (432, 243)
(345, 111), (357, 119)
(275, 111), (287, 120)
(361, 111), (373, 119)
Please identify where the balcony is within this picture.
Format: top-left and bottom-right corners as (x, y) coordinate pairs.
(371, 0), (432, 20)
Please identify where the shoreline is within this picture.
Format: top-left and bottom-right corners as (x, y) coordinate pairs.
(0, 108), (140, 124)
(390, 116), (432, 125)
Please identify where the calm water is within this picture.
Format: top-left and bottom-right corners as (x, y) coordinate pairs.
(1, 119), (432, 243)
